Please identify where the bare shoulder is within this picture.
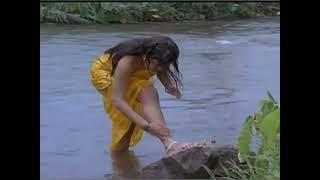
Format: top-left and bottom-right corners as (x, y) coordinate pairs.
(114, 55), (141, 74)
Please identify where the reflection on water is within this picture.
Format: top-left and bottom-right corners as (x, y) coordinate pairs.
(110, 151), (141, 179)
(40, 17), (279, 179)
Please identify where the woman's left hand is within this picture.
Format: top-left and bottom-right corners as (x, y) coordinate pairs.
(165, 85), (182, 99)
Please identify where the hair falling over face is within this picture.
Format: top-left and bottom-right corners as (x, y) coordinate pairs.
(105, 35), (183, 90)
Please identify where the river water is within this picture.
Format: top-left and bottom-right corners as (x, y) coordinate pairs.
(40, 17), (280, 179)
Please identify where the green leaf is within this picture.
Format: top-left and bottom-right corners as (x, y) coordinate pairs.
(101, 2), (113, 12)
(260, 108), (280, 147)
(259, 100), (267, 112)
(238, 115), (254, 160)
(267, 91), (277, 104)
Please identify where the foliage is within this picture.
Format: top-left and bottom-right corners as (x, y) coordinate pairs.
(40, 2), (280, 24)
(205, 91), (280, 179)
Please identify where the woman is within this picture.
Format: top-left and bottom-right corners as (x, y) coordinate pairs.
(90, 36), (196, 156)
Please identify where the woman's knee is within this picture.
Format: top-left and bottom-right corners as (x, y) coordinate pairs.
(138, 87), (159, 103)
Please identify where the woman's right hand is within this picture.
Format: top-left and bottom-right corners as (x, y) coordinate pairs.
(146, 122), (170, 138)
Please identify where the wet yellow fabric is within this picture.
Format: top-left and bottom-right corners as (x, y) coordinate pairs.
(90, 53), (155, 151)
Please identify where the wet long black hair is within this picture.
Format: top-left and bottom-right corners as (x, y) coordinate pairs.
(105, 36), (183, 90)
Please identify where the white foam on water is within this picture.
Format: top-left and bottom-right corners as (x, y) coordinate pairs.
(216, 40), (233, 45)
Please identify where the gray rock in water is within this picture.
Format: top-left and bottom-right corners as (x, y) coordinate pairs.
(139, 144), (240, 179)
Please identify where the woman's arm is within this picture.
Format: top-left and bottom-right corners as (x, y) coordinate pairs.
(112, 57), (171, 139)
(111, 56), (149, 130)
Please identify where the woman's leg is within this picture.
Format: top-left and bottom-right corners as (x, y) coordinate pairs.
(111, 87), (196, 155)
(137, 87), (172, 147)
(137, 87), (196, 155)
(111, 123), (136, 153)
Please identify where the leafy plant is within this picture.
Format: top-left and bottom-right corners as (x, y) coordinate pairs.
(238, 91), (279, 161)
(204, 91), (280, 179)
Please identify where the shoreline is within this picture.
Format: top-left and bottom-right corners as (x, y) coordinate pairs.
(40, 16), (280, 26)
(40, 2), (280, 25)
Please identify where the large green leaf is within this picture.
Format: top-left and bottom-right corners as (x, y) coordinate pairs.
(238, 115), (254, 161)
(259, 108), (280, 147)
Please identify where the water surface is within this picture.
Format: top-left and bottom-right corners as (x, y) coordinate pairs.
(40, 18), (280, 179)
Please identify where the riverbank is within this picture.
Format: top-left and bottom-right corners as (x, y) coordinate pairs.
(40, 2), (280, 24)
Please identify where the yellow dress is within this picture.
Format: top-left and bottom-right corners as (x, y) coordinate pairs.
(90, 53), (156, 151)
